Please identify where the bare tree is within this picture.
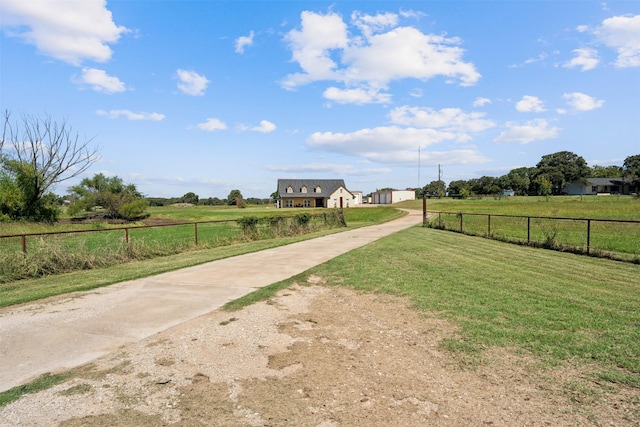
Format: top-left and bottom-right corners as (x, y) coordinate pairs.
(1, 110), (99, 202)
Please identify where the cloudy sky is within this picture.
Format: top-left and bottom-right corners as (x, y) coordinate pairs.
(1, 0), (639, 198)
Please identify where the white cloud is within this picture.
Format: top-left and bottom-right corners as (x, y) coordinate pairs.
(235, 30), (255, 54)
(265, 163), (391, 176)
(73, 68), (125, 93)
(595, 14), (640, 68)
(350, 11), (398, 38)
(282, 10), (480, 103)
(494, 119), (560, 144)
(306, 126), (464, 166)
(281, 11), (349, 88)
(97, 110), (165, 121)
(563, 47), (600, 71)
(251, 120), (277, 133)
(473, 97), (491, 107)
(562, 92), (605, 111)
(176, 69), (210, 96)
(409, 88), (423, 98)
(323, 86), (392, 104)
(0, 0), (128, 65)
(515, 95), (546, 113)
(388, 106), (495, 134)
(196, 118), (227, 131)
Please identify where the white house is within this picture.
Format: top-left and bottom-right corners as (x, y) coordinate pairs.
(562, 178), (636, 195)
(276, 179), (355, 208)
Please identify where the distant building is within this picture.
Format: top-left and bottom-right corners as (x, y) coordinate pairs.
(563, 178), (637, 195)
(350, 191), (363, 205)
(371, 190), (415, 204)
(276, 179), (354, 208)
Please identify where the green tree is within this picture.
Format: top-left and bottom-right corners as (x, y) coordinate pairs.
(590, 164), (622, 178)
(227, 189), (243, 206)
(535, 176), (553, 200)
(67, 173), (148, 220)
(180, 192), (199, 205)
(535, 151), (590, 194)
(0, 159), (59, 222)
(501, 167), (533, 196)
(622, 155), (640, 187)
(0, 111), (98, 221)
(469, 176), (502, 195)
(423, 180), (446, 198)
(447, 180), (469, 198)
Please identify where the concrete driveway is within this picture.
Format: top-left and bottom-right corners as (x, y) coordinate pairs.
(0, 210), (422, 392)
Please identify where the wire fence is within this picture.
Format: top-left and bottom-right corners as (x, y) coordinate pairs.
(425, 211), (640, 262)
(0, 211), (345, 282)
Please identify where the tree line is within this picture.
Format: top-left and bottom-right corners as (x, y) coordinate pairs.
(417, 151), (640, 199)
(147, 191), (271, 207)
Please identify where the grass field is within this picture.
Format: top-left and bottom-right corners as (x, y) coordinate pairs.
(400, 194), (640, 220)
(399, 195), (640, 260)
(228, 225), (640, 388)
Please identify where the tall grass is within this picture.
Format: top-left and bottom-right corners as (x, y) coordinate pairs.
(0, 207), (400, 284)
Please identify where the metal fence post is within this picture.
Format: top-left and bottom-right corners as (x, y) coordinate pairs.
(487, 214), (491, 237)
(125, 228), (129, 250)
(460, 213), (463, 233)
(527, 217), (531, 243)
(194, 223), (199, 246)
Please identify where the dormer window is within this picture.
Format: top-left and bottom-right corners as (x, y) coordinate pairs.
(314, 186), (322, 193)
(301, 186), (308, 193)
(286, 186), (293, 193)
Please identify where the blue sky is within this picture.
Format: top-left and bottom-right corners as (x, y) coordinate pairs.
(1, 1), (639, 199)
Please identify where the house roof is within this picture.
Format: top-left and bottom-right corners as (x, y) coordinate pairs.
(277, 179), (349, 197)
(586, 177), (625, 186)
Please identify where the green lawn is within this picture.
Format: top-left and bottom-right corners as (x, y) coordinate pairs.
(229, 225), (640, 388)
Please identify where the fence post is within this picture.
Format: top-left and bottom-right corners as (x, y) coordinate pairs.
(527, 217), (531, 243)
(423, 197), (427, 226)
(459, 213), (463, 233)
(487, 214), (491, 237)
(586, 219), (591, 255)
(125, 228), (129, 250)
(21, 235), (26, 256)
(438, 212), (441, 228)
(194, 223), (199, 246)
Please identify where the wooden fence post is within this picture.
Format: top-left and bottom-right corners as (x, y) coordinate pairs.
(194, 223), (199, 246)
(587, 219), (591, 254)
